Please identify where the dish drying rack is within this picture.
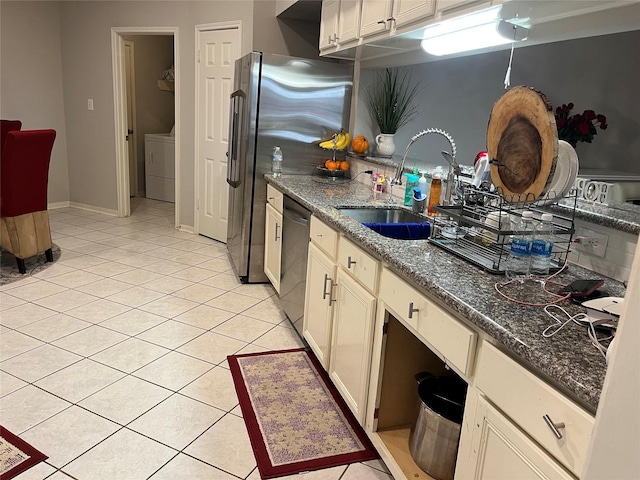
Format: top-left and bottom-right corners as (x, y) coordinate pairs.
(429, 186), (577, 274)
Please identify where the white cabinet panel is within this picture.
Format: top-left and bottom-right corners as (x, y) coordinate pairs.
(266, 184), (283, 214)
(310, 215), (339, 259)
(303, 242), (337, 369)
(393, 0), (436, 27)
(378, 267), (476, 375)
(329, 269), (376, 424)
(338, 236), (380, 293)
(475, 342), (594, 477)
(264, 203), (282, 293)
(360, 0), (394, 38)
(464, 395), (575, 480)
(338, 0), (362, 43)
(320, 0), (340, 49)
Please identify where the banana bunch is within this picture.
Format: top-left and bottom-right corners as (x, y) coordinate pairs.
(319, 130), (351, 151)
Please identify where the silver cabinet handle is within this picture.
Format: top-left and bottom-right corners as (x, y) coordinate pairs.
(408, 302), (419, 319)
(322, 274), (337, 304)
(543, 415), (565, 439)
(377, 19), (387, 28)
(347, 256), (356, 269)
(274, 223), (280, 242)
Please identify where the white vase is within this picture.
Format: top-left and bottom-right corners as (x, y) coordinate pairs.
(375, 133), (396, 157)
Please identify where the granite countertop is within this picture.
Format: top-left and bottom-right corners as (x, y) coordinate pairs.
(554, 199), (640, 235)
(267, 174), (628, 413)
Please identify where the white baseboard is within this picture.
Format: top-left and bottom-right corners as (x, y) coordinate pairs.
(178, 224), (195, 234)
(50, 201), (118, 217)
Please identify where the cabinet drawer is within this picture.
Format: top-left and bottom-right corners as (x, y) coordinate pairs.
(475, 341), (595, 477)
(310, 216), (338, 259)
(378, 268), (475, 375)
(338, 237), (379, 293)
(266, 184), (283, 214)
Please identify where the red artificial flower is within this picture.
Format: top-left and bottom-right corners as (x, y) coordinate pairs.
(554, 102), (608, 148)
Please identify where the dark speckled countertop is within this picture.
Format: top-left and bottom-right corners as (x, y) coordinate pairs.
(267, 174), (628, 414)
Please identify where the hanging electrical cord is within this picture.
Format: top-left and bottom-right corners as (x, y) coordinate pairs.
(503, 25), (519, 89)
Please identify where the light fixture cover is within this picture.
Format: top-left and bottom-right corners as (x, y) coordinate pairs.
(421, 6), (529, 56)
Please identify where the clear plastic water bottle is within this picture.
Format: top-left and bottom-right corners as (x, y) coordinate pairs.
(272, 146), (283, 177)
(530, 213), (555, 278)
(505, 210), (534, 279)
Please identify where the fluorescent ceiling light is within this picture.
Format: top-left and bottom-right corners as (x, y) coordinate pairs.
(421, 6), (529, 56)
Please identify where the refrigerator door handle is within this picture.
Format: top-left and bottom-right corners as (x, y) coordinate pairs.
(227, 89), (245, 188)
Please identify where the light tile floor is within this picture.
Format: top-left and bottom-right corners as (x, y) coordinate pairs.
(0, 197), (392, 480)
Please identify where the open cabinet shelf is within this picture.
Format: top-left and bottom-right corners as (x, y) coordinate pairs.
(377, 426), (436, 480)
(370, 314), (463, 480)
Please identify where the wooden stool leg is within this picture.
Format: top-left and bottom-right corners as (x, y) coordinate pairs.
(45, 248), (53, 262)
(16, 258), (26, 274)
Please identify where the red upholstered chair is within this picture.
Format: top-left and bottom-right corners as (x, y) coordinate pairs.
(1, 129), (56, 273)
(1, 120), (22, 151)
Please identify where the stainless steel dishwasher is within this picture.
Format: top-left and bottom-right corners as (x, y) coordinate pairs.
(280, 195), (311, 339)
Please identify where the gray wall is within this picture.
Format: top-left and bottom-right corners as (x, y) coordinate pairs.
(1, 0), (254, 224)
(58, 1), (254, 225)
(0, 1), (70, 204)
(122, 35), (175, 195)
(253, 0), (320, 58)
(357, 30), (640, 174)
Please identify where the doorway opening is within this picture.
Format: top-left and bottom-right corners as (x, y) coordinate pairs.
(112, 27), (179, 222)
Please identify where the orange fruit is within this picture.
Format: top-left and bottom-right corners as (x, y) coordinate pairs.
(326, 161), (338, 171)
(324, 159), (332, 168)
(339, 161), (350, 170)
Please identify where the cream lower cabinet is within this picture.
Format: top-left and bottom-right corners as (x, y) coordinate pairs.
(264, 203), (282, 293)
(459, 394), (574, 480)
(303, 242), (337, 369)
(328, 268), (376, 424)
(303, 217), (378, 425)
(469, 341), (594, 479)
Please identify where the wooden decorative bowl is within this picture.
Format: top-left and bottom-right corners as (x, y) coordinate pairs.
(487, 86), (558, 203)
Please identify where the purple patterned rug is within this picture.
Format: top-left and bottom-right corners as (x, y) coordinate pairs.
(228, 348), (378, 479)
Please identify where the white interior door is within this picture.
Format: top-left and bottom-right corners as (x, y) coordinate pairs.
(197, 27), (240, 241)
(124, 41), (138, 197)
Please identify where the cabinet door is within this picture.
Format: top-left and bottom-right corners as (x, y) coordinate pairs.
(392, 0), (436, 28)
(338, 0), (361, 44)
(329, 269), (376, 424)
(465, 396), (574, 480)
(264, 204), (282, 293)
(320, 0), (340, 49)
(303, 243), (337, 369)
(360, 0), (394, 38)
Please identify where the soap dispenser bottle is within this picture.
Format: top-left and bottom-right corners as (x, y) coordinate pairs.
(427, 166), (443, 216)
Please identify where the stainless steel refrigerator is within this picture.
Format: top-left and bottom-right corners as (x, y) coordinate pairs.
(226, 52), (353, 283)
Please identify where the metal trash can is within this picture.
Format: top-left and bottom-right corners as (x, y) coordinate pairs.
(409, 372), (467, 480)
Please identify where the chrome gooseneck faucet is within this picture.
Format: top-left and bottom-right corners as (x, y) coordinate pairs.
(392, 128), (459, 205)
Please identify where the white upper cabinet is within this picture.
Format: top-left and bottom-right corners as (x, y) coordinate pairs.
(359, 0), (394, 39)
(320, 0), (361, 50)
(320, 0), (340, 49)
(338, 0), (362, 44)
(392, 0), (436, 29)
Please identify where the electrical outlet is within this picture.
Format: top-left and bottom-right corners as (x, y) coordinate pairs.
(573, 228), (608, 258)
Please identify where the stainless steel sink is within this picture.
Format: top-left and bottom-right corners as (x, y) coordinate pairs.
(337, 207), (426, 224)
(336, 207), (430, 240)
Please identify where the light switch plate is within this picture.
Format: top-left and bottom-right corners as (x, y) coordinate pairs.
(88, 99), (94, 111)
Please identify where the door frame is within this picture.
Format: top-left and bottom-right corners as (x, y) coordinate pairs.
(124, 40), (138, 197)
(194, 21), (242, 236)
(111, 26), (179, 220)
